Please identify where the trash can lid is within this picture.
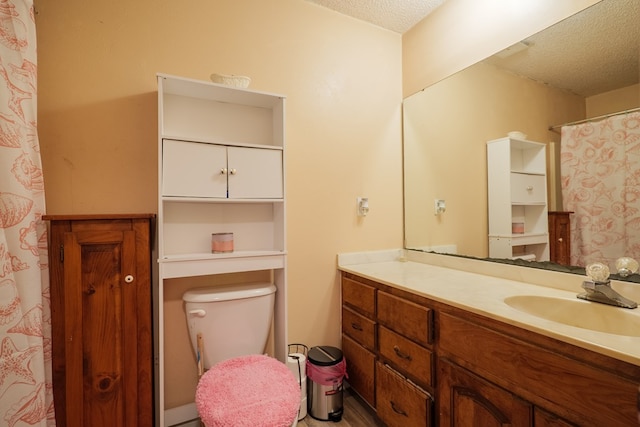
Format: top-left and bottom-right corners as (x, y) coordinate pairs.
(308, 346), (343, 366)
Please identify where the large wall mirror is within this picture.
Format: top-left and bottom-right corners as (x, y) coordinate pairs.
(403, 0), (639, 277)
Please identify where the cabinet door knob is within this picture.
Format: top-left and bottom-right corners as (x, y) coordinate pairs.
(125, 275), (134, 283)
(229, 168), (237, 175)
(526, 186), (534, 191)
(558, 237), (563, 242)
(220, 168), (228, 175)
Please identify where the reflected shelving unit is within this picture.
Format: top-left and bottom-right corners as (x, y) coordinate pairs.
(487, 136), (550, 261)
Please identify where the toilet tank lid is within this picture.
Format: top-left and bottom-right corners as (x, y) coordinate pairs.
(183, 282), (276, 303)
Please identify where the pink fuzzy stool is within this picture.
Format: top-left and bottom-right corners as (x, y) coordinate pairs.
(196, 354), (300, 427)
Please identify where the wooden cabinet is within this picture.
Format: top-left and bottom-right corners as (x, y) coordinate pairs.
(548, 211), (572, 265)
(438, 311), (639, 426)
(341, 271), (640, 427)
(45, 214), (154, 427)
(341, 274), (434, 425)
(341, 276), (377, 407)
(487, 137), (550, 261)
(157, 74), (287, 426)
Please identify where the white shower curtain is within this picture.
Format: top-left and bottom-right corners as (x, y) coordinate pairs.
(561, 111), (640, 269)
(0, 1), (55, 425)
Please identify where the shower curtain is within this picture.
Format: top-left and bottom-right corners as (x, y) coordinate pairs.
(560, 111), (640, 269)
(0, 1), (55, 426)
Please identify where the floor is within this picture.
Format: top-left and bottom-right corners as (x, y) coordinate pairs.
(298, 387), (384, 427)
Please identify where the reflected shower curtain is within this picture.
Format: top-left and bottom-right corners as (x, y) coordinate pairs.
(0, 0), (55, 425)
(561, 111), (640, 268)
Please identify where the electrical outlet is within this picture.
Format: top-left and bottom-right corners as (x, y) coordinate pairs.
(357, 197), (369, 216)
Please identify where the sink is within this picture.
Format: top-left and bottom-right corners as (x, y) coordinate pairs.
(504, 295), (640, 337)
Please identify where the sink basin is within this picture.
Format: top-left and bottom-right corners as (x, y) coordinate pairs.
(504, 295), (640, 337)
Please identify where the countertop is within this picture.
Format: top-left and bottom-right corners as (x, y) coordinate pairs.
(338, 250), (640, 366)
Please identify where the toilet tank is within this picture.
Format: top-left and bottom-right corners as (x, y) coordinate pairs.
(183, 282), (276, 368)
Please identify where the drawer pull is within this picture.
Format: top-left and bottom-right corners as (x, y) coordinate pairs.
(393, 345), (412, 361)
(526, 185), (533, 191)
(390, 401), (408, 417)
(351, 322), (363, 331)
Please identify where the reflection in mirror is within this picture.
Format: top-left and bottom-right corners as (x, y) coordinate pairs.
(403, 0), (640, 278)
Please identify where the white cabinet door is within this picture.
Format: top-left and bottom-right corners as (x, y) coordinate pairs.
(163, 140), (283, 199)
(162, 139), (227, 198)
(228, 146), (283, 198)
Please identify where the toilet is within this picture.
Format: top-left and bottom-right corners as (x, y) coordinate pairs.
(183, 282), (300, 427)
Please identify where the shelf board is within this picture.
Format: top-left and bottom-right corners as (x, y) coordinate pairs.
(511, 202), (547, 206)
(161, 135), (283, 150)
(162, 196), (284, 203)
(490, 233), (548, 246)
(510, 169), (545, 176)
(159, 250), (286, 278)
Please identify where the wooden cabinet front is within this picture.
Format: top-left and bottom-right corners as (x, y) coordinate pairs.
(438, 311), (639, 426)
(376, 362), (431, 427)
(438, 358), (532, 426)
(46, 215), (153, 427)
(548, 211), (572, 265)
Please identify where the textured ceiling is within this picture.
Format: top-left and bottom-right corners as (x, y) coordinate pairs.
(305, 0), (447, 33)
(487, 0), (639, 97)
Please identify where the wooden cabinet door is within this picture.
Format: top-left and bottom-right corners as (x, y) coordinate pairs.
(438, 358), (532, 427)
(548, 212), (571, 265)
(48, 216), (154, 427)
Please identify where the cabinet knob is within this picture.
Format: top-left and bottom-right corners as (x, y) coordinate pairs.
(220, 168), (227, 175)
(558, 238), (563, 242)
(229, 168), (237, 175)
(125, 275), (134, 283)
(526, 186), (534, 192)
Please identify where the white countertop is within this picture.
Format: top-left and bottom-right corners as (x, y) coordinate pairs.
(338, 250), (640, 366)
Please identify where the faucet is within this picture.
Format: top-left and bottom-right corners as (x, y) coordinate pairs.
(577, 262), (638, 309)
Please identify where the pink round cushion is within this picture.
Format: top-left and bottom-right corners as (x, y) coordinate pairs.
(196, 354), (300, 427)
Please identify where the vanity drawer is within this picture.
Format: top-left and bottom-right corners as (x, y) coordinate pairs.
(378, 326), (433, 388)
(376, 362), (432, 427)
(342, 276), (376, 317)
(342, 334), (376, 408)
(342, 306), (376, 350)
(377, 291), (432, 347)
(510, 173), (546, 203)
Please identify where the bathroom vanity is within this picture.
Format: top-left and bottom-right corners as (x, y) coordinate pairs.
(339, 251), (640, 426)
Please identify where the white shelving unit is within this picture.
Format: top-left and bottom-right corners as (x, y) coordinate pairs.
(155, 74), (287, 426)
(487, 136), (549, 261)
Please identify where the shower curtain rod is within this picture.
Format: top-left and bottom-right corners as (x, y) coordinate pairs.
(548, 106), (640, 132)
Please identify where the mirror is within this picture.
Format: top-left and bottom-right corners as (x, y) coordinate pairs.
(403, 0), (640, 278)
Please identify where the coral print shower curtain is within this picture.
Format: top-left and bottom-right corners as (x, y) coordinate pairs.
(0, 0), (54, 426)
(561, 111), (640, 269)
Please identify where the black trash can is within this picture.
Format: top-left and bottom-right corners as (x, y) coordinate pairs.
(306, 346), (346, 422)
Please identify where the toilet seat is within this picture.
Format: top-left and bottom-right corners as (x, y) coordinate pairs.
(196, 354), (300, 427)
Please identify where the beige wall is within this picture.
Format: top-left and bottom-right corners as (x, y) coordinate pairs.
(402, 0), (601, 97)
(587, 84), (640, 117)
(35, 0), (403, 409)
